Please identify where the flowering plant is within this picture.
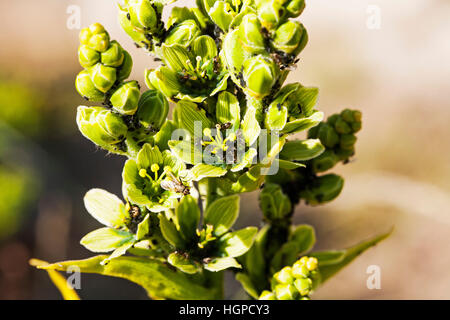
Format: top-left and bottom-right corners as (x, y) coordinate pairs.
(32, 0), (389, 300)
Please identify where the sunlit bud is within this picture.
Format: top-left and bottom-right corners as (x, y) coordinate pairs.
(306, 257), (318, 271)
(292, 260), (310, 278)
(90, 63), (117, 93)
(76, 106), (128, 149)
(285, 0), (305, 17)
(118, 8), (152, 50)
(239, 14), (265, 54)
(243, 56), (278, 98)
(274, 284), (298, 300)
(274, 266), (294, 284)
(127, 0), (158, 30)
(340, 109), (355, 123)
(257, 0), (284, 30)
(75, 70), (105, 102)
(272, 21), (308, 55)
(101, 40), (125, 67)
(80, 23), (110, 52)
(259, 290), (277, 300)
(117, 51), (133, 82)
(137, 90), (169, 130)
(164, 20), (201, 47)
(109, 81), (140, 115)
(293, 278), (312, 296)
(209, 1), (236, 31)
(310, 150), (339, 173)
(78, 45), (100, 68)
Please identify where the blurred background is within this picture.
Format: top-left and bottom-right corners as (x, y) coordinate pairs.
(0, 0), (448, 299)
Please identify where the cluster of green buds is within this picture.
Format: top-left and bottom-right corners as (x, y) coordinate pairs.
(75, 23), (170, 156)
(259, 256), (318, 300)
(221, 6), (308, 99)
(118, 0), (165, 51)
(76, 23), (134, 104)
(307, 109), (362, 173)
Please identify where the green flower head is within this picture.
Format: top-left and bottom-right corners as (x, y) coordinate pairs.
(146, 35), (228, 102)
(122, 144), (187, 212)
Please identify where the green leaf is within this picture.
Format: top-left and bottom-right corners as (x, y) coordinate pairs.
(168, 139), (198, 165)
(29, 259), (80, 300)
(235, 273), (259, 299)
(280, 139), (325, 161)
(242, 225), (269, 287)
(270, 241), (300, 273)
(83, 189), (127, 228)
(80, 227), (134, 253)
(103, 240), (135, 265)
(204, 257), (241, 272)
(219, 227), (258, 257)
(241, 106), (261, 146)
(230, 148), (257, 172)
(35, 255), (221, 299)
(136, 214), (151, 241)
(216, 91), (240, 130)
(289, 224), (316, 255)
(281, 110), (324, 134)
(311, 230), (392, 284)
(191, 164), (227, 181)
(277, 159), (306, 170)
(158, 213), (184, 249)
(176, 195), (200, 242)
(204, 194), (240, 236)
(168, 252), (202, 274)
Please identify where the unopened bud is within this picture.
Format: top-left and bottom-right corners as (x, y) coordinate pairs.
(137, 90), (169, 130)
(109, 81), (141, 115)
(101, 40), (125, 67)
(272, 21), (308, 55)
(75, 70), (106, 102)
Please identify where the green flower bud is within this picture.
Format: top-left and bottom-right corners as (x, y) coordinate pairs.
(293, 278), (312, 296)
(340, 134), (357, 150)
(209, 1), (236, 31)
(334, 117), (352, 134)
(238, 14), (265, 54)
(79, 23), (110, 52)
(260, 183), (292, 221)
(336, 147), (355, 160)
(285, 0), (305, 17)
(75, 70), (105, 102)
(164, 20), (201, 47)
(101, 41), (125, 67)
(292, 258), (310, 278)
(137, 90), (169, 130)
(274, 284), (298, 300)
(351, 121), (362, 133)
(274, 266), (294, 284)
(90, 63), (117, 93)
(340, 109), (355, 123)
(76, 106), (128, 150)
(109, 81), (140, 115)
(317, 123), (339, 148)
(118, 8), (152, 50)
(272, 21), (308, 55)
(299, 174), (344, 205)
(117, 51), (133, 82)
(127, 0), (158, 31)
(257, 0), (284, 30)
(310, 150), (339, 173)
(259, 290), (277, 300)
(78, 45), (100, 68)
(243, 56), (278, 98)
